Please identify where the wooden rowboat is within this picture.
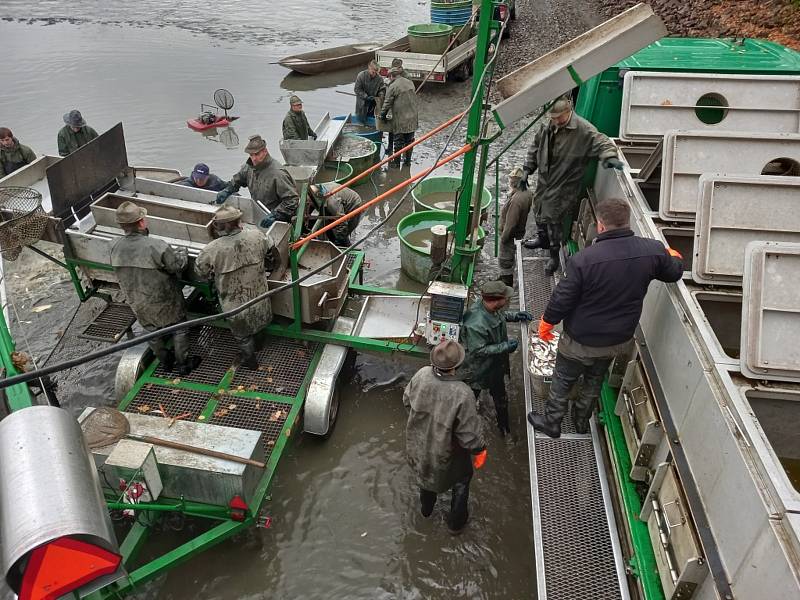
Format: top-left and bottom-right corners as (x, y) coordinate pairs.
(278, 37), (407, 75)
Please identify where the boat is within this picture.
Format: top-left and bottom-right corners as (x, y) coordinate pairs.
(278, 37), (407, 75)
(186, 115), (239, 131)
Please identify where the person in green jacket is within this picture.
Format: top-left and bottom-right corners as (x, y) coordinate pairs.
(0, 127), (36, 178)
(460, 280), (533, 436)
(380, 66), (418, 168)
(57, 109), (99, 157)
(308, 183), (363, 247)
(282, 95), (317, 141)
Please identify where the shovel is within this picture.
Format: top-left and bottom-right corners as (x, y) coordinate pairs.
(81, 407), (265, 469)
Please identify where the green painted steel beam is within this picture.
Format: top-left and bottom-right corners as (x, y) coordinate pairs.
(264, 324), (428, 358)
(119, 522), (151, 568)
(0, 310), (34, 411)
(347, 283), (418, 297)
(599, 383), (664, 600)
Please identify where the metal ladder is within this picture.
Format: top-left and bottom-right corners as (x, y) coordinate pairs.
(517, 248), (630, 600)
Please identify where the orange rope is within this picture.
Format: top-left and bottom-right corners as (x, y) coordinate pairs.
(292, 143), (474, 250)
(323, 110), (466, 197)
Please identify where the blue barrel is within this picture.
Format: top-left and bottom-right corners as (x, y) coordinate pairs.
(333, 115), (382, 145)
(430, 1), (473, 25)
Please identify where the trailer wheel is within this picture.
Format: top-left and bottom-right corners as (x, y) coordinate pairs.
(453, 62), (470, 83)
(323, 386), (341, 439)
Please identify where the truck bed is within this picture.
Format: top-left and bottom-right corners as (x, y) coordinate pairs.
(376, 35), (476, 83)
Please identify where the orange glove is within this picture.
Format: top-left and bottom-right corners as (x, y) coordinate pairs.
(666, 246), (683, 260)
(472, 449), (487, 470)
(538, 318), (555, 342)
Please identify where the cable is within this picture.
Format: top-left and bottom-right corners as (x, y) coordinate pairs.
(0, 20), (505, 391)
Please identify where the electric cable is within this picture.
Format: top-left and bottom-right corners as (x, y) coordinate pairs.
(0, 19), (505, 391)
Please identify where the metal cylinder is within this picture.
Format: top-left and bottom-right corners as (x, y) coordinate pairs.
(430, 224), (449, 266)
(0, 406), (117, 590)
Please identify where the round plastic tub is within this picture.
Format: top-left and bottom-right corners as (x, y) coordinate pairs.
(326, 134), (377, 185)
(398, 210), (485, 283)
(407, 23), (453, 55)
(313, 161), (353, 187)
(430, 3), (473, 26)
(411, 176), (492, 215)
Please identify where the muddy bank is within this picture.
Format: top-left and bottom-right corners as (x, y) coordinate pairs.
(596, 0), (800, 51)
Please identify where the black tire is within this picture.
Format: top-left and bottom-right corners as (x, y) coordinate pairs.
(452, 62), (470, 83)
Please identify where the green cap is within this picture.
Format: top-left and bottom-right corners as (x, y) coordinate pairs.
(480, 280), (513, 298)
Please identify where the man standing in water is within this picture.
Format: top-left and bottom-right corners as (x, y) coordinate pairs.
(216, 134), (299, 229)
(57, 109), (98, 156)
(0, 127), (36, 177)
(404, 340), (487, 534)
(380, 66), (418, 168)
(195, 206), (279, 370)
(282, 95), (317, 141)
(460, 280), (533, 437)
(353, 60), (385, 123)
(110, 201), (200, 375)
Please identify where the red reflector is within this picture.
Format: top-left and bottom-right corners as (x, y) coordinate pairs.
(229, 494), (249, 522)
(20, 537), (121, 600)
(434, 73), (444, 81)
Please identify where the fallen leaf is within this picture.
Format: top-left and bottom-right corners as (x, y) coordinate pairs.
(267, 366), (273, 373)
(31, 304), (52, 313)
(198, 415), (206, 420)
(228, 404), (237, 410)
(255, 402), (261, 410)
(360, 531), (367, 537)
(267, 440), (274, 446)
(214, 409), (229, 418)
(237, 385), (244, 391)
(136, 405), (150, 413)
(218, 389), (225, 395)
(257, 366), (265, 372)
(266, 377), (273, 384)
(172, 378), (181, 385)
(248, 385), (257, 391)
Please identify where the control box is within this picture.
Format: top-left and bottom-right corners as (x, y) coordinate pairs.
(424, 281), (469, 345)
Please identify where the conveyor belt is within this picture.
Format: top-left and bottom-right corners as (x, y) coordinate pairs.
(517, 246), (630, 600)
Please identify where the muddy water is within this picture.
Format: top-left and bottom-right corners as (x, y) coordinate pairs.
(403, 227), (436, 250)
(419, 190), (460, 211)
(0, 0), (604, 597)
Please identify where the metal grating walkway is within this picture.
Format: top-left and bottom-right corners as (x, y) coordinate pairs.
(79, 302), (136, 342)
(517, 243), (629, 600)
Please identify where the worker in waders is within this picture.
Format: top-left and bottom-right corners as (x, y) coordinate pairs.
(460, 280), (533, 437)
(521, 96), (622, 275)
(498, 166), (533, 288)
(354, 60), (385, 123)
(110, 201), (200, 375)
(216, 134), (300, 229)
(57, 109), (98, 157)
(404, 340), (487, 534)
(527, 198), (683, 438)
(380, 66), (418, 168)
(308, 183), (363, 247)
(282, 95), (317, 141)
(0, 127), (36, 178)
(195, 206), (280, 370)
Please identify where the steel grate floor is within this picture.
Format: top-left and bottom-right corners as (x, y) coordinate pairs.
(535, 437), (621, 599)
(209, 396), (291, 460)
(521, 257), (554, 316)
(125, 384), (211, 422)
(153, 326), (238, 385)
(230, 337), (317, 398)
(79, 302), (136, 343)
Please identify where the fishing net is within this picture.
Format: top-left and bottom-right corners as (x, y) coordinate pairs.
(0, 186), (49, 261)
(214, 88), (235, 111)
(81, 406), (130, 449)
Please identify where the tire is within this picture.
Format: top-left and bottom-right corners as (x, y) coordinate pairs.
(452, 62), (470, 83)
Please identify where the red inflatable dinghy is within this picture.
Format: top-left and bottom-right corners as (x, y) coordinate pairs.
(186, 115), (238, 131)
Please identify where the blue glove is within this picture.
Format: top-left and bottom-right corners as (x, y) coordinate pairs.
(260, 214), (276, 229)
(215, 189), (232, 205)
(515, 311), (534, 322)
(602, 157), (624, 171)
(506, 339), (519, 353)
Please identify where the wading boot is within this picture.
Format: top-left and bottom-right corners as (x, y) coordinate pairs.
(571, 405), (590, 435)
(544, 247), (560, 276)
(175, 356), (202, 377)
(238, 337), (259, 370)
(499, 273), (513, 288)
(403, 150), (412, 166)
(522, 225), (549, 250)
(156, 348), (175, 372)
(526, 411), (561, 439)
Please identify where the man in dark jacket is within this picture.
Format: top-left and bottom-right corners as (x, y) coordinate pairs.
(527, 198), (683, 438)
(282, 95), (317, 141)
(498, 167), (533, 287)
(0, 127), (36, 177)
(354, 60), (385, 123)
(176, 163), (228, 192)
(460, 280), (533, 436)
(404, 340), (487, 533)
(380, 66), (418, 168)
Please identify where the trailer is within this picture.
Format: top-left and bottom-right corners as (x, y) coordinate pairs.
(376, 35), (477, 84)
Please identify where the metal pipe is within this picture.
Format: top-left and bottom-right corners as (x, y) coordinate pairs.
(323, 111), (466, 198)
(291, 143), (474, 250)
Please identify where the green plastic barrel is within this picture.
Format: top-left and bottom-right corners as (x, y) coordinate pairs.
(398, 210), (485, 283)
(411, 176), (492, 215)
(313, 161), (353, 187)
(326, 135), (377, 186)
(407, 23), (453, 55)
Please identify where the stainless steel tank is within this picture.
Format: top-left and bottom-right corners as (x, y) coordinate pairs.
(0, 406), (118, 589)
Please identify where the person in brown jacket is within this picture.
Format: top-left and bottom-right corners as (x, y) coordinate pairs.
(498, 166), (533, 287)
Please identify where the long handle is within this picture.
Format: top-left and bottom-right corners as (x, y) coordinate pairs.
(335, 90), (357, 97)
(128, 434), (266, 468)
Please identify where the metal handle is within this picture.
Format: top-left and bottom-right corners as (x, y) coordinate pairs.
(662, 499), (686, 530)
(317, 292), (329, 308)
(630, 385), (648, 407)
